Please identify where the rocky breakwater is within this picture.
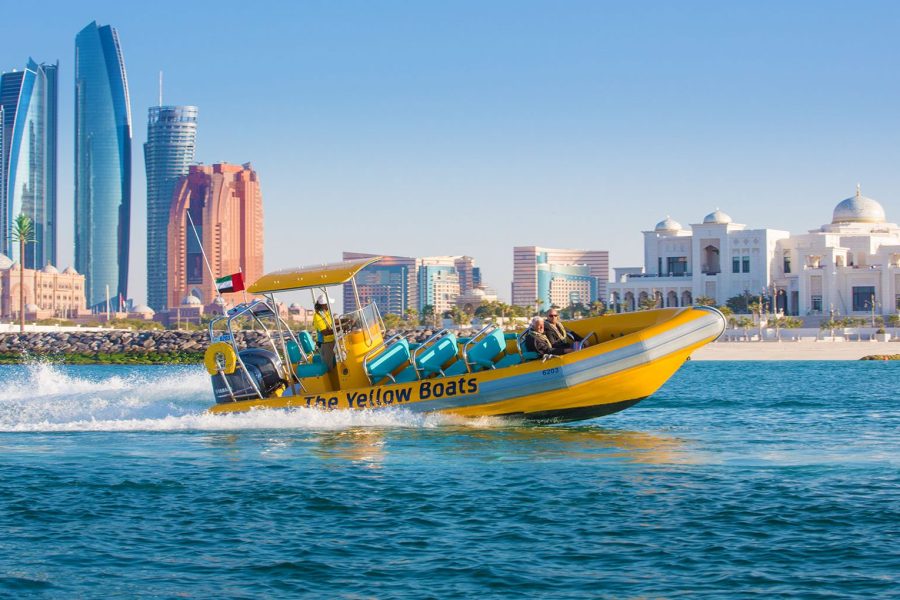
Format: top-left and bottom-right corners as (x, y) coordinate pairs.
(0, 330), (271, 364)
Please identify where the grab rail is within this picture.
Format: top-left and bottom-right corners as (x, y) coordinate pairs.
(516, 328), (531, 357)
(576, 331), (598, 350)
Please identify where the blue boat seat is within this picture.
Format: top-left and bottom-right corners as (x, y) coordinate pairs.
(297, 330), (316, 354)
(416, 332), (467, 377)
(367, 339), (418, 383)
(286, 340), (303, 364)
(393, 365), (420, 383)
(468, 328), (523, 371)
(296, 354), (329, 378)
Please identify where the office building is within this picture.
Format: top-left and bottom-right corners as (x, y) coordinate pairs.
(342, 252), (417, 315)
(144, 105), (197, 310)
(512, 246), (609, 309)
(0, 59), (58, 268)
(74, 21), (132, 307)
(343, 253), (487, 315)
(417, 257), (460, 314)
(166, 163), (263, 308)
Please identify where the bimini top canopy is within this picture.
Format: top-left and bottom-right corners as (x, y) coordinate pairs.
(247, 256), (382, 294)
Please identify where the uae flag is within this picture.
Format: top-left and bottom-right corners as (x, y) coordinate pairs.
(215, 272), (245, 294)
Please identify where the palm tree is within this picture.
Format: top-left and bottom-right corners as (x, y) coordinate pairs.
(421, 304), (435, 328)
(12, 214), (37, 332)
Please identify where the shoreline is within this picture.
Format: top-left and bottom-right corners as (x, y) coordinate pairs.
(1, 330), (898, 364)
(690, 340), (900, 361)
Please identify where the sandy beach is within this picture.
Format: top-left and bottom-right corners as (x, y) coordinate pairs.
(691, 340), (899, 360)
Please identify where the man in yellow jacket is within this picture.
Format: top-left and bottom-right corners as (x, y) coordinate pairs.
(313, 294), (336, 367)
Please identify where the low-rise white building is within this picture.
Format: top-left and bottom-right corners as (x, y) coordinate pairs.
(609, 210), (789, 310)
(778, 188), (900, 317)
(609, 188), (900, 317)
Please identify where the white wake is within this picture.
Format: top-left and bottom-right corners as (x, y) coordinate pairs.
(0, 362), (506, 432)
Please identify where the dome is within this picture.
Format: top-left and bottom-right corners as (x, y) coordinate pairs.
(62, 266), (78, 275)
(832, 186), (886, 224)
(182, 295), (202, 306)
(0, 254), (12, 270)
(703, 209), (732, 224)
(131, 305), (154, 315)
(655, 216), (683, 232)
(41, 264), (58, 274)
(24, 303), (39, 313)
(289, 303), (302, 310)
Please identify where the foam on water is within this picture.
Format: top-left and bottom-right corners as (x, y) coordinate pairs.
(0, 361), (509, 432)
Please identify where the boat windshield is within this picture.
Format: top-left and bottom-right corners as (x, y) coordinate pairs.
(333, 302), (384, 360)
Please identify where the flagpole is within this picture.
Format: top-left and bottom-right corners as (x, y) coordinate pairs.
(185, 210), (223, 306)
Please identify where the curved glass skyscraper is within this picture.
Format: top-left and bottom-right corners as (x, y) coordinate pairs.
(75, 21), (132, 308)
(144, 105), (197, 311)
(0, 58), (58, 268)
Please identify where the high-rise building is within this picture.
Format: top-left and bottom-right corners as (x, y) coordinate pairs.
(343, 253), (485, 316)
(512, 246), (609, 309)
(167, 163), (263, 307)
(0, 59), (58, 268)
(453, 256), (480, 294)
(144, 105), (198, 310)
(417, 257), (461, 314)
(342, 252), (417, 315)
(75, 21), (132, 308)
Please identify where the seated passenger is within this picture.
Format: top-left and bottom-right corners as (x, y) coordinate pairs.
(525, 316), (573, 358)
(544, 310), (582, 349)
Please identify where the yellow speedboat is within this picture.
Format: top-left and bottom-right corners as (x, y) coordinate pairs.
(204, 257), (725, 423)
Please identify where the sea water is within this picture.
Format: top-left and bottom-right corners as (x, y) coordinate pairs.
(0, 361), (897, 599)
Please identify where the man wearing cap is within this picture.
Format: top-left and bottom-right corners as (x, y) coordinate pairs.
(313, 294), (336, 368)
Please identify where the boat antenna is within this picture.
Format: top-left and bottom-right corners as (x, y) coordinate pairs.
(185, 209), (225, 307)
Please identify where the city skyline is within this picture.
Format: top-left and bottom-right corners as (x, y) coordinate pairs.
(2, 2), (900, 306)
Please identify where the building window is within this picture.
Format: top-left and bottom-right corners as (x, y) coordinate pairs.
(732, 257), (740, 273)
(783, 253), (791, 274)
(667, 256), (687, 276)
(852, 286), (876, 312)
(742, 256), (750, 273)
(896, 295), (900, 311)
(811, 295), (823, 312)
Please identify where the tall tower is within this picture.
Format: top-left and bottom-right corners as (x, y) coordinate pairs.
(0, 59), (58, 268)
(74, 21), (132, 308)
(167, 163), (264, 308)
(144, 105), (197, 311)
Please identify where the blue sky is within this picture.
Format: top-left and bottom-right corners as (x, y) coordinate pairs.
(3, 0), (900, 304)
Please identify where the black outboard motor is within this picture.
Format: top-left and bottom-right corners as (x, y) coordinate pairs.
(213, 348), (287, 404)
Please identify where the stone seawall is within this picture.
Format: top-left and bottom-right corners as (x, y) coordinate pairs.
(0, 331), (272, 362)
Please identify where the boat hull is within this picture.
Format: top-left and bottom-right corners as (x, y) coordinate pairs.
(208, 306), (725, 423)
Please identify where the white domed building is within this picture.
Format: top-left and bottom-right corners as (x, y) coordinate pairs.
(609, 187), (900, 317)
(609, 209), (790, 311)
(776, 187), (900, 317)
